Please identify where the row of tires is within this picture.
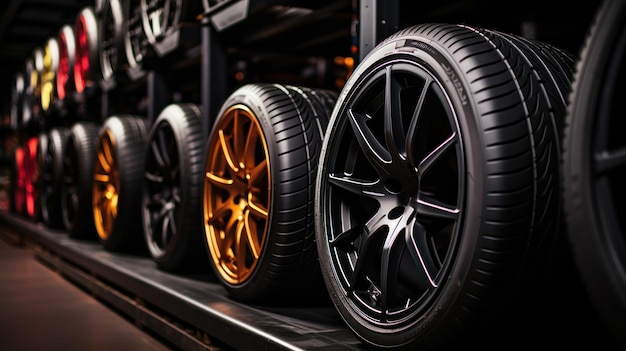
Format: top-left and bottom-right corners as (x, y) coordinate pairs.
(6, 0), (626, 350)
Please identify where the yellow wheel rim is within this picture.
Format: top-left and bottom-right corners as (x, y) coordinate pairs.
(93, 130), (120, 241)
(203, 104), (270, 285)
(41, 38), (58, 112)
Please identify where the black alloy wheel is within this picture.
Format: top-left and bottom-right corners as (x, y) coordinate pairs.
(315, 23), (573, 349)
(142, 103), (208, 272)
(62, 122), (100, 239)
(39, 127), (71, 229)
(123, 0), (147, 80)
(99, 0), (124, 90)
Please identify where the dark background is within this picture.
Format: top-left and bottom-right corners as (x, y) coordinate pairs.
(0, 0), (601, 121)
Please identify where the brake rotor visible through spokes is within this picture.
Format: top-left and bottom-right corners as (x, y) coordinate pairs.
(203, 104), (270, 285)
(93, 130), (120, 241)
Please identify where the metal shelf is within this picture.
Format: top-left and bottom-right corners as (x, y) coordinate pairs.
(0, 210), (367, 351)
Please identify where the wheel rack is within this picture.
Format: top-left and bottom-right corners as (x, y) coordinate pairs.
(0, 210), (367, 351)
(1, 1), (618, 350)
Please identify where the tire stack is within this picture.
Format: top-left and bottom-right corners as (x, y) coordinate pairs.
(36, 34), (73, 229)
(10, 48), (44, 220)
(89, 0), (150, 252)
(60, 6), (102, 240)
(3, 1), (626, 349)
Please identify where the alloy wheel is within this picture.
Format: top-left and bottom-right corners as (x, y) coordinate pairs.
(204, 104), (270, 285)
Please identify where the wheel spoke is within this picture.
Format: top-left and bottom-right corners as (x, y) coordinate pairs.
(405, 220), (439, 289)
(247, 195), (268, 218)
(157, 205), (176, 245)
(205, 171), (233, 189)
(419, 132), (457, 175)
(348, 210), (388, 290)
(384, 66), (407, 161)
(379, 209), (413, 321)
(406, 78), (433, 166)
(416, 196), (459, 220)
(328, 173), (383, 197)
(218, 129), (239, 173)
(242, 118), (260, 168)
(348, 109), (391, 172)
(234, 218), (248, 280)
(150, 136), (168, 172)
(595, 145), (626, 174)
(144, 170), (164, 183)
(243, 210), (261, 259)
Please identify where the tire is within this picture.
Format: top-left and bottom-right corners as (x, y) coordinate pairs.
(203, 83), (336, 303)
(563, 0), (626, 347)
(62, 122), (100, 239)
(93, 115), (149, 251)
(142, 103), (208, 272)
(315, 24), (571, 349)
(39, 127), (70, 229)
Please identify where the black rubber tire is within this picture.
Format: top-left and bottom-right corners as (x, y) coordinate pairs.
(39, 127), (70, 229)
(563, 0), (626, 347)
(315, 23), (571, 350)
(142, 103), (208, 272)
(62, 122), (100, 239)
(93, 115), (149, 251)
(203, 83), (336, 304)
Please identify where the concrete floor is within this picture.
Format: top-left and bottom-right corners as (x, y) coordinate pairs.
(0, 232), (175, 351)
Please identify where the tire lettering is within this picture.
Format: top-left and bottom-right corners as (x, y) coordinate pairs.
(442, 63), (468, 106)
(396, 40), (468, 106)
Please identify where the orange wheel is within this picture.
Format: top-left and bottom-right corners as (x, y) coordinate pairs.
(204, 103), (270, 285)
(93, 129), (119, 241)
(92, 115), (148, 251)
(203, 83), (336, 303)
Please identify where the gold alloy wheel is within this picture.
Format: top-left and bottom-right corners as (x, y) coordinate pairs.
(41, 38), (59, 112)
(93, 130), (120, 241)
(203, 104), (270, 285)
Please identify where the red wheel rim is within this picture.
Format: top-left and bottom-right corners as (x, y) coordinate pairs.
(24, 137), (39, 218)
